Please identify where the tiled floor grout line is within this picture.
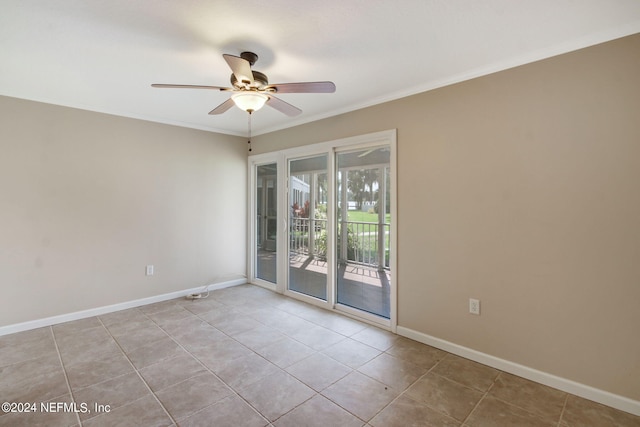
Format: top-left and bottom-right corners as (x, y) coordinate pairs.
(557, 394), (569, 427)
(187, 296), (352, 371)
(483, 394), (563, 426)
(461, 374), (498, 426)
(248, 295), (597, 423)
(287, 357), (362, 422)
(49, 325), (84, 427)
(185, 296), (383, 425)
(56, 325), (150, 390)
(351, 350), (398, 424)
(196, 305), (343, 426)
(362, 374), (422, 424)
(316, 391), (369, 425)
(143, 305), (274, 426)
(127, 298), (545, 427)
(468, 372), (567, 426)
(462, 393), (488, 427)
(97, 314), (179, 426)
(141, 306), (259, 423)
(217, 295), (445, 425)
(204, 296), (364, 425)
(236, 316), (372, 425)
(73, 294), (371, 425)
(362, 352), (461, 425)
(270, 394), (318, 425)
(173, 346), (273, 426)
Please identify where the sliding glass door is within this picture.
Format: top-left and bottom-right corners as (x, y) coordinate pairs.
(249, 130), (396, 327)
(336, 147), (391, 318)
(255, 163), (278, 284)
(288, 154), (328, 300)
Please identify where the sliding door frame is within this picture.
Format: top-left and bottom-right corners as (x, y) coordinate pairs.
(248, 152), (280, 292)
(285, 151), (333, 305)
(248, 129), (397, 331)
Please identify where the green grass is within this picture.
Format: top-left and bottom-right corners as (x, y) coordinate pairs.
(345, 210), (391, 223)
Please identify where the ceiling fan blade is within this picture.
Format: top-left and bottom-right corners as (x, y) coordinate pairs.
(208, 98), (236, 115)
(267, 81), (336, 94)
(223, 54), (254, 86)
(151, 84), (230, 90)
(266, 95), (302, 117)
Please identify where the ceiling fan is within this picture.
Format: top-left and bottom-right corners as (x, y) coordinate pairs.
(152, 51), (336, 117)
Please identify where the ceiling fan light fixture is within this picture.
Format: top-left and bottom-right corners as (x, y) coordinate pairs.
(231, 92), (268, 113)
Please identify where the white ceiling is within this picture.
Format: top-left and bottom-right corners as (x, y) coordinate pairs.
(2, 1), (639, 136)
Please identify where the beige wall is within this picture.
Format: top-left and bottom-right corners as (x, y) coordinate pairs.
(251, 34), (640, 401)
(0, 97), (247, 326)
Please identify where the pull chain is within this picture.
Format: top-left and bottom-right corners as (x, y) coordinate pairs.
(247, 111), (252, 152)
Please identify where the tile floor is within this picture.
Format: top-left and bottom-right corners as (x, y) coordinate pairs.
(1, 284), (639, 427)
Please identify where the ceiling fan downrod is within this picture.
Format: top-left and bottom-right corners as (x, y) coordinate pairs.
(247, 111), (252, 152)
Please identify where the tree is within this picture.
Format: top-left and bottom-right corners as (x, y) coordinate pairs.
(362, 169), (379, 205)
(345, 169), (379, 210)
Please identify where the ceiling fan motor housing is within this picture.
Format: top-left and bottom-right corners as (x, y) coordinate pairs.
(240, 51), (258, 66)
(231, 70), (269, 90)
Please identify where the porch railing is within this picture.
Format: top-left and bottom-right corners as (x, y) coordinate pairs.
(290, 218), (390, 270)
(290, 217), (327, 257)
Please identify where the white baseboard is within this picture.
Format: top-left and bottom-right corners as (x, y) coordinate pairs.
(0, 278), (247, 337)
(397, 326), (640, 417)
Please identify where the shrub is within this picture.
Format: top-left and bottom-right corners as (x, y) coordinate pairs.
(315, 226), (359, 262)
(291, 201), (311, 218)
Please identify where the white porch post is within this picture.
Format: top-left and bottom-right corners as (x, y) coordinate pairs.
(340, 170), (348, 264)
(378, 167), (387, 270)
(309, 172), (316, 256)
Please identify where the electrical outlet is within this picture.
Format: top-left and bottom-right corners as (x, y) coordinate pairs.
(469, 298), (480, 315)
(146, 265), (154, 276)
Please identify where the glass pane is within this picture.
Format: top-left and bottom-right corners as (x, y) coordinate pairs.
(289, 155), (328, 300)
(336, 147), (391, 318)
(256, 163), (277, 283)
